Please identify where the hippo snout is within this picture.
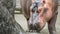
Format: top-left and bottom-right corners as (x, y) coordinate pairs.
(28, 12), (40, 31)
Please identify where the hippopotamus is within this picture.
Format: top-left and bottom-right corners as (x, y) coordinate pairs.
(20, 0), (32, 20)
(29, 0), (58, 33)
(20, 0), (58, 34)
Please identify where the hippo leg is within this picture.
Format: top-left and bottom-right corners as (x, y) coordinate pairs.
(48, 13), (58, 34)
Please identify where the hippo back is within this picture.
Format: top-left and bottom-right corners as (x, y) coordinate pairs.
(20, 0), (32, 19)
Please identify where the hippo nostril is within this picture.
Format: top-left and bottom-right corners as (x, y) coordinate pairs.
(31, 22), (40, 32)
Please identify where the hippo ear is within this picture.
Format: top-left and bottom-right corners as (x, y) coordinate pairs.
(42, 0), (45, 3)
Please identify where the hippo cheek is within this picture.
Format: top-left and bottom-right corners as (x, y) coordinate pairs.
(38, 16), (46, 29)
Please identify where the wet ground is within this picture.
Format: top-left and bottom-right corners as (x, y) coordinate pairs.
(14, 6), (60, 34)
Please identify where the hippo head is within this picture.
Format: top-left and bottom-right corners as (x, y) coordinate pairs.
(28, 0), (46, 32)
